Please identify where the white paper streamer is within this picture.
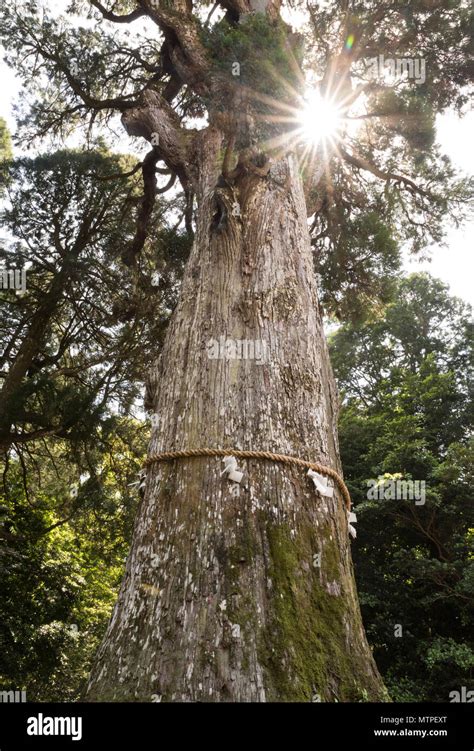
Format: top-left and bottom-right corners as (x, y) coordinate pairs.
(307, 469), (334, 498)
(347, 510), (357, 539)
(221, 455), (244, 484)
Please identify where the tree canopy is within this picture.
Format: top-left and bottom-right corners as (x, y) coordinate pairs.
(0, 1), (472, 317)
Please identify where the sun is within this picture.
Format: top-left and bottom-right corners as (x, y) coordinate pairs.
(299, 90), (345, 146)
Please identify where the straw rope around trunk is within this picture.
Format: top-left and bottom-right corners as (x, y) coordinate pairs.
(144, 448), (352, 512)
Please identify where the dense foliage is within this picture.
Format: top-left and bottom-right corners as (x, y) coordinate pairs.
(0, 143), (189, 699)
(331, 273), (474, 701)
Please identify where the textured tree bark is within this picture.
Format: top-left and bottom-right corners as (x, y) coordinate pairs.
(85, 126), (386, 702)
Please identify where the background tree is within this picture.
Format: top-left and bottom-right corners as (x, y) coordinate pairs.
(0, 117), (12, 163)
(0, 419), (146, 700)
(0, 147), (189, 452)
(0, 0), (471, 701)
(331, 273), (474, 701)
(0, 146), (189, 698)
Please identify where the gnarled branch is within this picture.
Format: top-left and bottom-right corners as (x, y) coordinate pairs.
(121, 87), (193, 183)
(338, 146), (429, 197)
(121, 150), (176, 267)
(90, 0), (147, 24)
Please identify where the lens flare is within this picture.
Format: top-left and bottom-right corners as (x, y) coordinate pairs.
(299, 90), (345, 146)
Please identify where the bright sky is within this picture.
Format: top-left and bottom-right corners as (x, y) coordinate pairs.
(404, 112), (473, 305)
(0, 2), (472, 306)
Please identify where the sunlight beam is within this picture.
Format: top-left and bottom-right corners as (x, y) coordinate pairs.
(299, 90), (345, 147)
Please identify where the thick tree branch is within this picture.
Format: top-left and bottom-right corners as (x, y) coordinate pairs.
(15, 20), (143, 113)
(121, 87), (193, 182)
(338, 146), (429, 197)
(218, 0), (281, 20)
(2, 428), (58, 450)
(137, 1), (211, 90)
(89, 0), (147, 24)
(60, 62), (140, 112)
(121, 149), (165, 266)
(89, 161), (144, 181)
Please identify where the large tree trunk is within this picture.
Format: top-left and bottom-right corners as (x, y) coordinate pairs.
(85, 126), (385, 702)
